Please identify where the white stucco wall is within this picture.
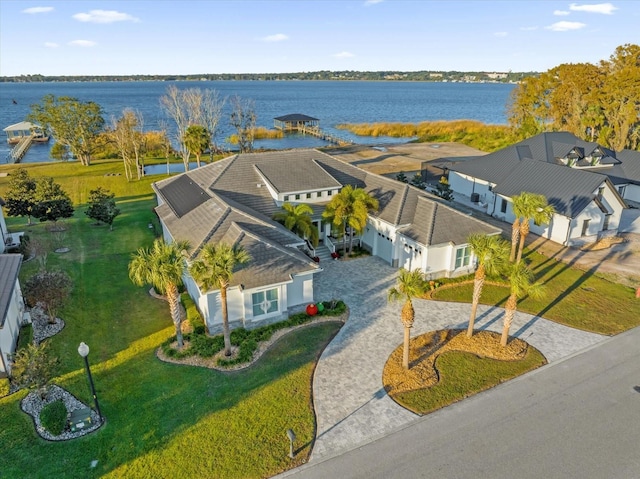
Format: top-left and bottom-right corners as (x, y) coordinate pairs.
(423, 243), (451, 278)
(619, 183), (640, 203)
(0, 278), (23, 374)
(0, 205), (8, 254)
(286, 273), (314, 307)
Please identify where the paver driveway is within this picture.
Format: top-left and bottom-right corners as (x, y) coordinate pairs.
(310, 256), (606, 461)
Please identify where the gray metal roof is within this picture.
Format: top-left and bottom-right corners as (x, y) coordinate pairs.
(274, 114), (319, 122)
(493, 160), (608, 218)
(0, 254), (21, 328)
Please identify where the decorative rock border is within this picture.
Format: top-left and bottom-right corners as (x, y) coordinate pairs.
(156, 309), (348, 372)
(29, 305), (65, 345)
(20, 385), (103, 441)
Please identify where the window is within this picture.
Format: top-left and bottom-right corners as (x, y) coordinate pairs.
(316, 192), (322, 198)
(295, 194), (300, 200)
(327, 190), (333, 196)
(284, 195), (289, 201)
(455, 246), (471, 269)
(597, 186), (605, 199)
(500, 198), (507, 214)
(306, 193), (312, 199)
(603, 214), (611, 231)
(252, 289), (279, 317)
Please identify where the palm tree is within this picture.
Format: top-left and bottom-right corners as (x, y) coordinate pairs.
(388, 268), (428, 369)
(510, 192), (555, 263)
(273, 202), (319, 248)
(128, 239), (190, 349)
(466, 233), (509, 337)
(501, 262), (545, 346)
(189, 243), (250, 356)
(323, 185), (378, 256)
(184, 124), (209, 168)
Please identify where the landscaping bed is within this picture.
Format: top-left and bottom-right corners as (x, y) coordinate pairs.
(383, 329), (546, 415)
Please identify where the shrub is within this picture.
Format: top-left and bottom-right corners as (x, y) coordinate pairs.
(0, 378), (10, 397)
(189, 334), (224, 358)
(40, 400), (68, 436)
(17, 324), (34, 350)
(181, 293), (205, 333)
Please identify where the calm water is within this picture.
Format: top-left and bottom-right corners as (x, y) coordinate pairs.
(0, 80), (515, 163)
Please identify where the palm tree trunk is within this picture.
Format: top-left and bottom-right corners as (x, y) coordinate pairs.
(401, 300), (415, 369)
(501, 294), (518, 346)
(510, 219), (520, 262)
(467, 271), (485, 337)
(167, 283), (183, 349)
(342, 221), (348, 256)
(348, 227), (354, 254)
(220, 284), (232, 356)
(403, 325), (411, 369)
(516, 222), (530, 264)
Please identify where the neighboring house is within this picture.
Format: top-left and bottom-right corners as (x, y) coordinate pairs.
(0, 254), (26, 377)
(0, 196), (24, 252)
(153, 149), (500, 333)
(434, 132), (632, 246)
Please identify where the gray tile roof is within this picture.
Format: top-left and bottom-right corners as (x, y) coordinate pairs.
(0, 254), (21, 328)
(154, 149), (502, 290)
(254, 156), (342, 193)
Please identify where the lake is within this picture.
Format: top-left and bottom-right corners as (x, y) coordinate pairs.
(0, 80), (515, 163)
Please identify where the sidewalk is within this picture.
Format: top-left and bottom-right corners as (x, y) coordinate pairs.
(305, 256), (606, 463)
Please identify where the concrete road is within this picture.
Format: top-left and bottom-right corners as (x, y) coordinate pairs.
(282, 326), (640, 479)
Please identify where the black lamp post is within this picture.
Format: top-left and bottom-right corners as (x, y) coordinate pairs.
(78, 342), (102, 422)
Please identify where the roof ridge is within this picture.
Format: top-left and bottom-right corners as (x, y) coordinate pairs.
(233, 221), (318, 269)
(189, 205), (232, 259)
(394, 184), (410, 225)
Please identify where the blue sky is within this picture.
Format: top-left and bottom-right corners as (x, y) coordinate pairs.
(1, 1), (638, 76)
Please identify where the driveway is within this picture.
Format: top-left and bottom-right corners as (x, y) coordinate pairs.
(308, 256), (606, 462)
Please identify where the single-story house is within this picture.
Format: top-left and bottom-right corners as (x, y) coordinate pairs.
(153, 149), (500, 333)
(0, 254), (26, 377)
(432, 132), (631, 246)
(0, 197), (9, 254)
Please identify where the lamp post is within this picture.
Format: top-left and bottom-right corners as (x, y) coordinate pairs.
(78, 342), (102, 422)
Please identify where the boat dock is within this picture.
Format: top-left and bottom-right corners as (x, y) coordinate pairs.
(3, 121), (50, 163)
(274, 114), (353, 146)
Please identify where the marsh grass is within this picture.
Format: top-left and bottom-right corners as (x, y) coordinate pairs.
(336, 120), (514, 151)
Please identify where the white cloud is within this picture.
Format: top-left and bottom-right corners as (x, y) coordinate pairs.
(262, 33), (289, 42)
(68, 40), (97, 47)
(333, 51), (355, 58)
(554, 10), (570, 15)
(22, 6), (54, 14)
(494, 31), (508, 37)
(570, 3), (618, 14)
(546, 21), (587, 31)
(520, 26), (539, 31)
(44, 42), (59, 48)
(72, 10), (139, 24)
(364, 0), (383, 5)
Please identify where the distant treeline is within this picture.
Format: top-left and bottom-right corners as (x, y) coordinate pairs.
(0, 70), (536, 83)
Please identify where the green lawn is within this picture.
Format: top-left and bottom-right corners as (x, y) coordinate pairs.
(0, 160), (341, 478)
(393, 346), (546, 415)
(432, 249), (640, 335)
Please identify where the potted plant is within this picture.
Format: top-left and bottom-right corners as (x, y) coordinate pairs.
(331, 252), (340, 260)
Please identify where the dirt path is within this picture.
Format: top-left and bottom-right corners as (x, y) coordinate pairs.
(323, 142), (486, 178)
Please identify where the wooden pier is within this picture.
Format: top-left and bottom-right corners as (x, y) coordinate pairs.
(7, 135), (33, 163)
(274, 113), (353, 146)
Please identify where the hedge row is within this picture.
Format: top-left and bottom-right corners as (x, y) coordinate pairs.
(161, 300), (346, 368)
